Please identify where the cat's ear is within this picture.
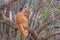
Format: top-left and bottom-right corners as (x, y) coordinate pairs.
(22, 8), (31, 18)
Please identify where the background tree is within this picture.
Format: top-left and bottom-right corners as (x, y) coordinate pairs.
(0, 0), (60, 40)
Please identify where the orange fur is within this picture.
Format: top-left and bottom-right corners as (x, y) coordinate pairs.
(15, 8), (30, 37)
(21, 8), (31, 18)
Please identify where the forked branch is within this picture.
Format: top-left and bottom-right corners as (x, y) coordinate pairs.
(1, 11), (37, 40)
(43, 31), (60, 40)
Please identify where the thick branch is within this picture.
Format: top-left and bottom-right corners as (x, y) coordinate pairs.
(7, 0), (17, 5)
(1, 11), (17, 29)
(27, 27), (37, 40)
(5, 0), (17, 5)
(0, 0), (18, 12)
(1, 12), (37, 40)
(43, 31), (60, 40)
(9, 0), (17, 3)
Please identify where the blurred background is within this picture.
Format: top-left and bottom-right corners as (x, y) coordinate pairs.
(0, 0), (60, 40)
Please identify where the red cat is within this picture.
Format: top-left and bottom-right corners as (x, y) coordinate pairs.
(15, 8), (30, 37)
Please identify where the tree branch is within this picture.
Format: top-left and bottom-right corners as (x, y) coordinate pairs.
(0, 0), (18, 12)
(1, 11), (18, 29)
(27, 27), (37, 40)
(6, 0), (17, 5)
(43, 31), (60, 40)
(37, 20), (47, 34)
(1, 12), (37, 40)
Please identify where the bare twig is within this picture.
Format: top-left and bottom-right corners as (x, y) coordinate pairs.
(1, 11), (38, 40)
(6, 0), (17, 5)
(43, 31), (60, 40)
